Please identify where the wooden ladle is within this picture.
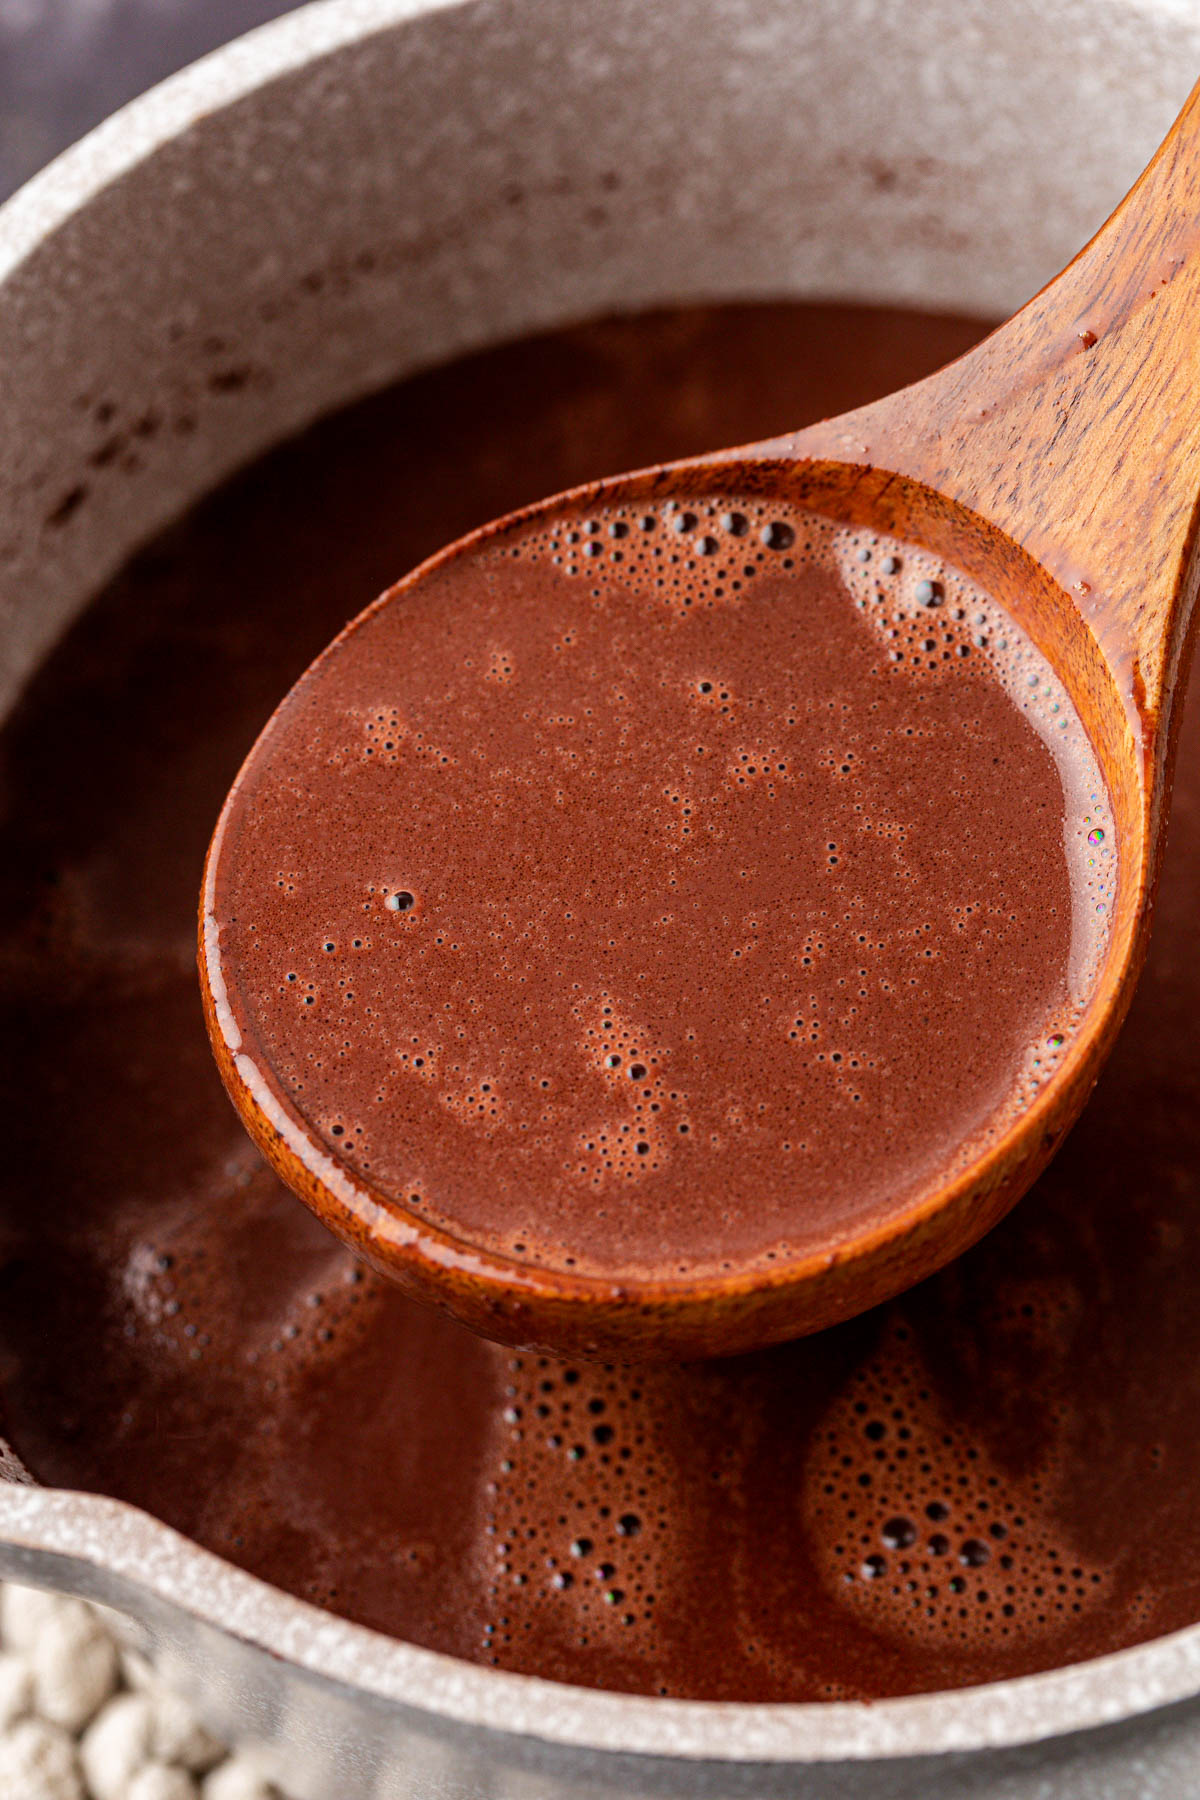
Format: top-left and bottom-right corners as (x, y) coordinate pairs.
(201, 80), (1200, 1361)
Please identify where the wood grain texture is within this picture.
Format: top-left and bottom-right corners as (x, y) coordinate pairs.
(784, 78), (1200, 724)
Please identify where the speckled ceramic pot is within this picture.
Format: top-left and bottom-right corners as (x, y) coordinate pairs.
(3, 3), (1200, 1794)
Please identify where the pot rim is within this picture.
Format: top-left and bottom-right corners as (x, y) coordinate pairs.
(3, 1482), (1200, 1763)
(2, 0), (1198, 1767)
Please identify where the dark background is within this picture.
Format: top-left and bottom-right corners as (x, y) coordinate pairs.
(0, 0), (307, 200)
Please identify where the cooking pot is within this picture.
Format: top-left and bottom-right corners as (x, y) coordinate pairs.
(3, 2), (1200, 1793)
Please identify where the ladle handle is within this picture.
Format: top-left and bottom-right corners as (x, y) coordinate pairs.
(779, 76), (1200, 739)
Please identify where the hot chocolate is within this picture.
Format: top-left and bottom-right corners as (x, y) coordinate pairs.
(205, 487), (1111, 1285)
(0, 302), (1193, 1701)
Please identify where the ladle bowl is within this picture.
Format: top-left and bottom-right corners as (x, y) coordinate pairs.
(200, 79), (1200, 1361)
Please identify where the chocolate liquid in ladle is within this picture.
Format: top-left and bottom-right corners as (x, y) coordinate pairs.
(208, 486), (1111, 1281)
(0, 303), (1194, 1700)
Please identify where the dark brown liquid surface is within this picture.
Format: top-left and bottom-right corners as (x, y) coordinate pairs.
(0, 302), (1195, 1700)
(208, 475), (1106, 1280)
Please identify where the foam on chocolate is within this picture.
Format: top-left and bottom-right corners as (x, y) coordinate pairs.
(477, 1355), (677, 1677)
(803, 1314), (1111, 1652)
(469, 1312), (1120, 1690)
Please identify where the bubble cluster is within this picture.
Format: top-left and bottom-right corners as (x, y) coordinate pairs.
(460, 1298), (1118, 1689)
(805, 1318), (1110, 1650)
(513, 495), (803, 620)
(477, 1355), (673, 1667)
(565, 998), (687, 1199)
(360, 705), (408, 764)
